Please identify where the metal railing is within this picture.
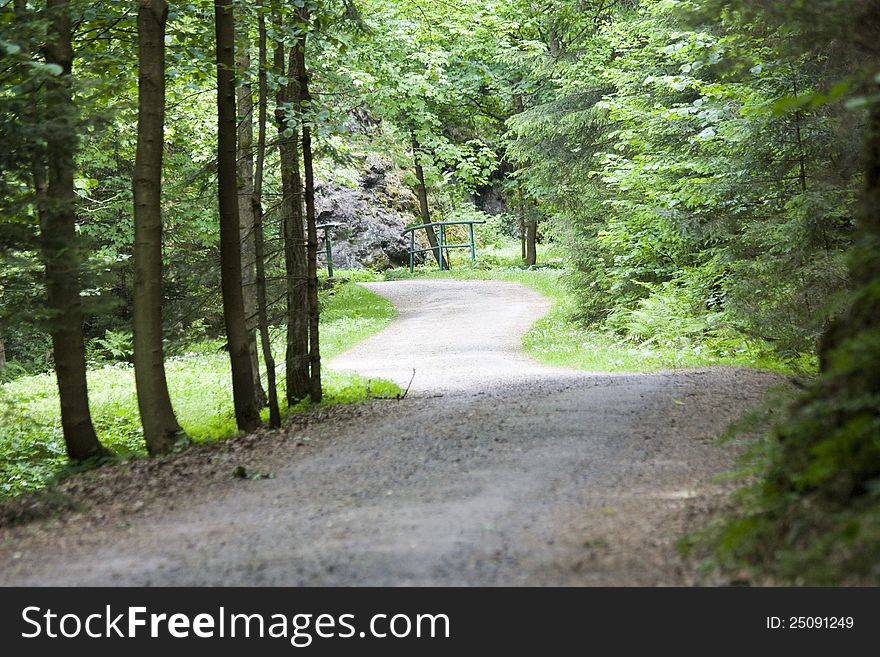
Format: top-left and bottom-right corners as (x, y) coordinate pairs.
(402, 220), (486, 272)
(316, 222), (339, 277)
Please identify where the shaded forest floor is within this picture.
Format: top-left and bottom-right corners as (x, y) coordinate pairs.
(0, 280), (781, 585)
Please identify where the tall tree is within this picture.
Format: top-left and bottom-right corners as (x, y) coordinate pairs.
(524, 209), (537, 267)
(235, 20), (266, 409)
(253, 6), (281, 427)
(215, 0), (260, 431)
(293, 9), (322, 402)
(132, 0), (183, 454)
(37, 0), (108, 460)
(273, 8), (309, 405)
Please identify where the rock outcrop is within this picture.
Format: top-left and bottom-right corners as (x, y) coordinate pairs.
(315, 155), (428, 270)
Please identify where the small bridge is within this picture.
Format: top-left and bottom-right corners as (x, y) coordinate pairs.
(402, 220), (486, 272)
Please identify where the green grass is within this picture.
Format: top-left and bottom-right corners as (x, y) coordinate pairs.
(0, 282), (398, 498)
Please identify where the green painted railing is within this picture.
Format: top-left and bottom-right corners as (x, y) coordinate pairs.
(402, 220), (486, 272)
(317, 222), (339, 277)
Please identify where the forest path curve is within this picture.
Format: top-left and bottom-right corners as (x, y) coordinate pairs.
(0, 280), (777, 586)
(330, 279), (582, 394)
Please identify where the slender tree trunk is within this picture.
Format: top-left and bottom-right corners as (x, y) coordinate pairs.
(518, 183), (526, 261)
(215, 0), (260, 431)
(794, 110), (808, 193)
(39, 0), (108, 460)
(862, 102), (880, 280)
(253, 7), (280, 427)
(525, 214), (537, 266)
(293, 13), (321, 403)
(0, 323), (6, 375)
(273, 9), (308, 405)
(790, 76), (808, 195)
(410, 131), (444, 269)
(236, 27), (266, 408)
(132, 0), (183, 454)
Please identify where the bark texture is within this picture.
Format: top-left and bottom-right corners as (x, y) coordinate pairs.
(235, 34), (266, 408)
(253, 9), (281, 427)
(39, 0), (108, 460)
(294, 13), (322, 402)
(525, 215), (537, 267)
(215, 0), (260, 431)
(132, 0), (183, 454)
(273, 10), (309, 405)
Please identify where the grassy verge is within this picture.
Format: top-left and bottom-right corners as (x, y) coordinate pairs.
(0, 282), (398, 498)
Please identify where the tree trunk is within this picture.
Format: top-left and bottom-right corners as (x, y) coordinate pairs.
(253, 7), (281, 428)
(525, 214), (537, 266)
(518, 183), (526, 261)
(132, 0), (183, 454)
(236, 27), (266, 408)
(39, 0), (108, 460)
(410, 132), (444, 269)
(273, 10), (308, 406)
(215, 0), (260, 431)
(861, 102), (880, 283)
(0, 323), (6, 375)
(293, 12), (321, 403)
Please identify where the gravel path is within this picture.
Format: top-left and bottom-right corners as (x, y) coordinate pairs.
(333, 280), (580, 394)
(0, 280), (778, 586)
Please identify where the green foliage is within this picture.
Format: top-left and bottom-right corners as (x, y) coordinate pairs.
(504, 0), (858, 364)
(672, 0), (880, 586)
(88, 329), (134, 363)
(606, 277), (713, 346)
(699, 318), (880, 583)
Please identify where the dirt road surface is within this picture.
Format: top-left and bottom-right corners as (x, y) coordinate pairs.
(0, 280), (777, 585)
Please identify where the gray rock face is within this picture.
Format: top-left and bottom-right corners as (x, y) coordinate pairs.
(315, 156), (428, 271)
(474, 183), (509, 216)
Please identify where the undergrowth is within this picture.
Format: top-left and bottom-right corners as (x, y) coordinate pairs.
(684, 308), (880, 585)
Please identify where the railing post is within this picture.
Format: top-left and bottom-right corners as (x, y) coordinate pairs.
(409, 230), (415, 273)
(438, 223), (445, 271)
(469, 222), (476, 264)
(324, 228), (334, 278)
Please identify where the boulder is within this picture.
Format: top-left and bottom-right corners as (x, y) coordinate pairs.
(315, 155), (429, 271)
